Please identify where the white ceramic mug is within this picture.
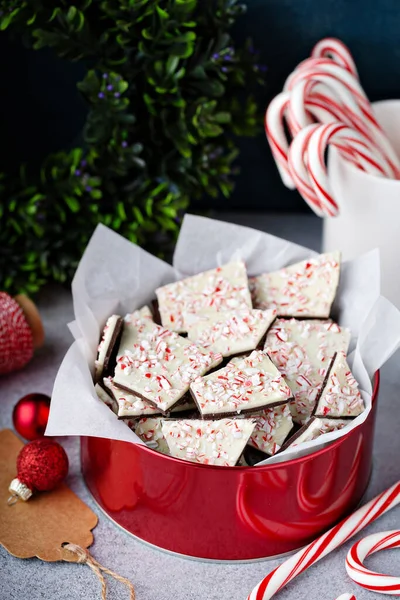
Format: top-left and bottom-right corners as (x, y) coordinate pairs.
(324, 100), (400, 307)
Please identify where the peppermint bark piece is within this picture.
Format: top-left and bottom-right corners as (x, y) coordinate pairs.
(161, 419), (255, 466)
(184, 308), (276, 358)
(113, 323), (223, 412)
(247, 404), (293, 456)
(94, 383), (118, 414)
(156, 261), (252, 333)
(118, 305), (156, 355)
(250, 251), (341, 318)
(190, 350), (293, 418)
(281, 417), (348, 450)
(94, 315), (124, 381)
(314, 352), (364, 418)
(134, 417), (170, 454)
(103, 377), (161, 418)
(265, 318), (350, 424)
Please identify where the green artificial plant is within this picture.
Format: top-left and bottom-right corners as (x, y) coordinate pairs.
(0, 0), (264, 294)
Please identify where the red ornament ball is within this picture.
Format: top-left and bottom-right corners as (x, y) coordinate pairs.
(13, 393), (51, 441)
(17, 438), (69, 492)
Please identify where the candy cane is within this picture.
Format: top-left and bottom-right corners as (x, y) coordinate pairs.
(346, 530), (400, 594)
(285, 62), (400, 176)
(289, 122), (389, 216)
(306, 123), (394, 216)
(311, 38), (359, 78)
(247, 481), (400, 600)
(264, 92), (296, 189)
(266, 89), (373, 192)
(335, 595), (357, 600)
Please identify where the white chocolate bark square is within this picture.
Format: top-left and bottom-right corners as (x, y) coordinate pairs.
(247, 404), (293, 456)
(156, 261), (252, 332)
(190, 350), (292, 418)
(95, 314), (123, 380)
(284, 417), (348, 449)
(94, 383), (118, 414)
(314, 352), (364, 418)
(103, 377), (161, 417)
(161, 418), (255, 466)
(118, 306), (156, 355)
(113, 323), (223, 412)
(265, 319), (350, 424)
(134, 417), (170, 454)
(184, 308), (276, 358)
(250, 251), (340, 318)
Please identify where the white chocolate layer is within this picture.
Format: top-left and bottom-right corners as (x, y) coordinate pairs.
(162, 418), (255, 466)
(285, 417), (348, 449)
(250, 251), (340, 318)
(156, 261), (252, 332)
(314, 352), (364, 418)
(103, 377), (160, 417)
(265, 319), (350, 424)
(184, 308), (276, 357)
(95, 315), (121, 380)
(113, 322), (223, 412)
(190, 350), (292, 417)
(134, 417), (170, 454)
(94, 383), (118, 414)
(248, 404), (293, 456)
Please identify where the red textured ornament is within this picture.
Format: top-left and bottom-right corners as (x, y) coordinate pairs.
(13, 393), (51, 441)
(0, 292), (33, 374)
(8, 439), (69, 503)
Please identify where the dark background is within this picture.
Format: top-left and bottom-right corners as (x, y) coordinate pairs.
(1, 0), (399, 212)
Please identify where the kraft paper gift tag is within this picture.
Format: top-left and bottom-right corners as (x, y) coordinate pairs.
(0, 429), (98, 562)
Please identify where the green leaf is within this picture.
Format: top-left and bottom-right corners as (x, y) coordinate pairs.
(156, 6), (169, 19)
(213, 111), (231, 124)
(67, 6), (77, 21)
(166, 56), (179, 76)
(64, 196), (80, 213)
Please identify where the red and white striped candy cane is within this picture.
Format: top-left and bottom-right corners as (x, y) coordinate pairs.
(266, 89), (369, 193)
(287, 124), (324, 216)
(247, 481), (400, 600)
(285, 61), (400, 177)
(335, 595), (357, 600)
(306, 123), (394, 216)
(264, 92), (296, 189)
(288, 122), (388, 216)
(346, 530), (400, 594)
(311, 37), (359, 78)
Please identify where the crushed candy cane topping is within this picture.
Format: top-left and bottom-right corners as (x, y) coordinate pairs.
(161, 418), (255, 466)
(184, 308), (276, 357)
(114, 321), (222, 411)
(134, 417), (170, 454)
(95, 314), (121, 379)
(103, 376), (160, 417)
(286, 417), (348, 449)
(190, 350), (292, 417)
(315, 351), (364, 417)
(250, 251), (340, 318)
(94, 383), (118, 415)
(265, 318), (350, 424)
(156, 261), (252, 332)
(248, 404), (293, 456)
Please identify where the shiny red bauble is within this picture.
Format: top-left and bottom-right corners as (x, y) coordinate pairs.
(17, 438), (69, 492)
(12, 393), (51, 441)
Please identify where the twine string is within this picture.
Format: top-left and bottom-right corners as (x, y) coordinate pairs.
(62, 543), (135, 600)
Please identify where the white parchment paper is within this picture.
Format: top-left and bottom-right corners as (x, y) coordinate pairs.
(46, 215), (400, 464)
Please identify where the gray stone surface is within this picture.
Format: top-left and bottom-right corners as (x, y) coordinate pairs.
(1, 213), (399, 600)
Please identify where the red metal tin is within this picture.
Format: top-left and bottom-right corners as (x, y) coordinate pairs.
(81, 373), (379, 561)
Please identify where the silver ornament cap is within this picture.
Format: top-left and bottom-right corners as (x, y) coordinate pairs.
(8, 478), (33, 503)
